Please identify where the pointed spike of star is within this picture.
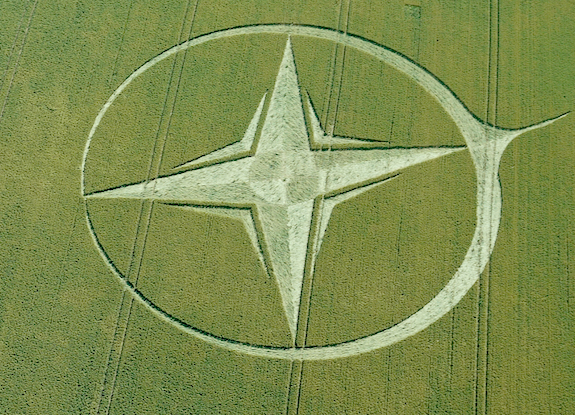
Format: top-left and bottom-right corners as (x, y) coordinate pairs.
(85, 157), (262, 205)
(256, 37), (310, 154)
(315, 146), (465, 195)
(256, 200), (314, 339)
(489, 111), (570, 146)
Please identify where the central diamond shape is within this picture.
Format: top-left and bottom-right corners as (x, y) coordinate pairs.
(248, 153), (322, 204)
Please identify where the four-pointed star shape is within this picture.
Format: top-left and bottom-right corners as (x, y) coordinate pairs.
(87, 38), (464, 338)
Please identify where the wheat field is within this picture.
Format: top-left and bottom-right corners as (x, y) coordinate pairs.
(0, 1), (574, 413)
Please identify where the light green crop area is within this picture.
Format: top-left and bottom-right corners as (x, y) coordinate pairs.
(0, 0), (573, 414)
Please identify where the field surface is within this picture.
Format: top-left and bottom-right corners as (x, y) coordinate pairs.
(0, 0), (574, 414)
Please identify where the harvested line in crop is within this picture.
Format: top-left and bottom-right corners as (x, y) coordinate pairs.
(92, 2), (200, 414)
(91, 192), (153, 414)
(474, 1), (499, 413)
(0, 3), (28, 96)
(299, 0), (352, 352)
(384, 348), (392, 414)
(294, 362), (305, 415)
(285, 2), (352, 414)
(0, 0), (38, 125)
(285, 360), (303, 415)
(102, 208), (154, 415)
(96, 292), (131, 414)
(108, 0), (134, 87)
(283, 360), (294, 415)
(567, 222), (572, 332)
(90, 291), (127, 414)
(56, 200), (82, 289)
(101, 202), (154, 415)
(448, 307), (455, 379)
(91, 194), (153, 413)
(293, 1), (353, 351)
(149, 0), (199, 182)
(92, 199), (154, 415)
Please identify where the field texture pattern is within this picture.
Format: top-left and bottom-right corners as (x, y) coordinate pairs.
(0, 0), (574, 414)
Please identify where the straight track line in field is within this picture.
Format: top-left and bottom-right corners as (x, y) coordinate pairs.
(56, 200), (83, 290)
(91, 195), (153, 413)
(0, 2), (28, 96)
(101, 198), (155, 414)
(285, 2), (352, 414)
(91, 197), (154, 415)
(389, 10), (421, 412)
(285, 360), (304, 415)
(102, 16), (198, 415)
(283, 360), (295, 415)
(482, 0), (500, 407)
(448, 307), (456, 379)
(297, 0), (351, 349)
(384, 347), (391, 414)
(90, 2), (155, 407)
(325, 41), (347, 136)
(90, 290), (128, 414)
(102, 205), (156, 414)
(148, 0), (200, 183)
(0, 0), (38, 126)
(474, 1), (499, 413)
(99, 292), (136, 414)
(567, 219), (572, 333)
(91, 2), (200, 413)
(108, 0), (134, 87)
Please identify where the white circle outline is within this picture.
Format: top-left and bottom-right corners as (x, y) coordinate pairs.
(82, 24), (502, 360)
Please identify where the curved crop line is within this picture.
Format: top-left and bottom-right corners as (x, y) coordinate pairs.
(81, 24), (548, 360)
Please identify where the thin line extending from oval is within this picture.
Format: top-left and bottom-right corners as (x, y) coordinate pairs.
(82, 24), (498, 360)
